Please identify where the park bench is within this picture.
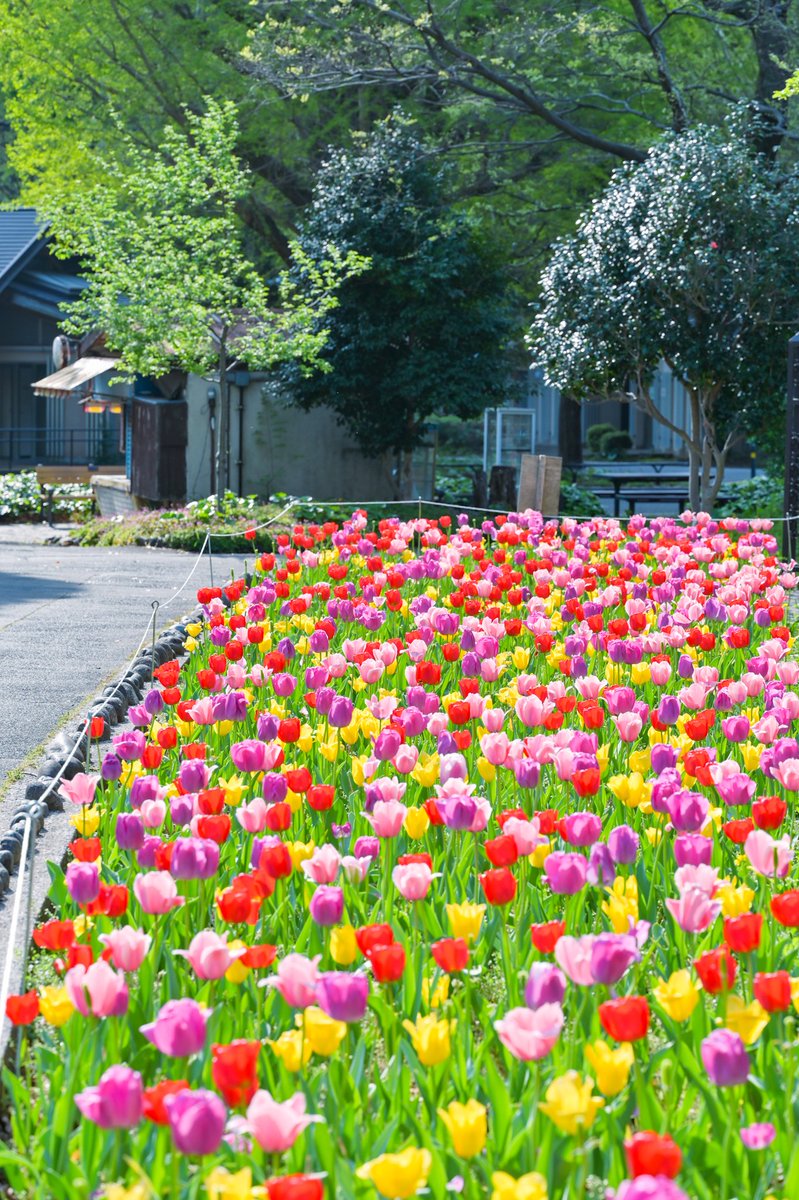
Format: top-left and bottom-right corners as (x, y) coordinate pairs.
(35, 464), (121, 523)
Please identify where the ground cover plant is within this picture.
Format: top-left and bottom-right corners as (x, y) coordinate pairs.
(2, 507), (798, 1200)
(0, 471), (92, 522)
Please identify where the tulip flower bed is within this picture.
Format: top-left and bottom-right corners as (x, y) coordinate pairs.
(3, 508), (798, 1200)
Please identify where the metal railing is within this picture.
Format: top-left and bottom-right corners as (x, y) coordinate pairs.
(0, 426), (125, 468)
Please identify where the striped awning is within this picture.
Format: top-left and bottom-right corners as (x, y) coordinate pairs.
(32, 357), (116, 398)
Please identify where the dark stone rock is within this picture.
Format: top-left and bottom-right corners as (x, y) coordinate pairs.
(38, 758), (64, 779)
(0, 850), (13, 871)
(25, 779), (50, 801)
(0, 867), (10, 893)
(0, 838), (22, 864)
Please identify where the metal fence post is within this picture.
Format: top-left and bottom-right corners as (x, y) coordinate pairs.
(783, 333), (799, 561)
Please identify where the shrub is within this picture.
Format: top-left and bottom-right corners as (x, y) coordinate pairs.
(715, 472), (784, 520)
(0, 470), (93, 521)
(559, 480), (603, 517)
(598, 429), (633, 458)
(585, 423), (616, 456)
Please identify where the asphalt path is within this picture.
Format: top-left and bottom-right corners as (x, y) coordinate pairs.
(0, 531), (247, 1029)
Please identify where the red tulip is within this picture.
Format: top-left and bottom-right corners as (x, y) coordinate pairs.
(278, 718), (302, 743)
(286, 767), (312, 794)
(241, 943), (278, 970)
(143, 1079), (190, 1125)
(198, 787), (226, 815)
(367, 943), (406, 983)
(5, 991), (39, 1025)
(196, 815), (232, 844)
(724, 913), (762, 954)
(70, 837), (102, 862)
(752, 797), (787, 831)
(431, 938), (469, 974)
(753, 970), (792, 1013)
(307, 785), (335, 812)
(624, 1131), (682, 1179)
(33, 919), (75, 950)
(266, 1176), (325, 1200)
(599, 995), (650, 1042)
(531, 920), (566, 955)
(211, 1040), (260, 1108)
(355, 924), (394, 956)
(722, 818), (754, 845)
(771, 889), (799, 927)
(693, 947), (736, 994)
(479, 867), (517, 906)
(484, 835), (519, 868)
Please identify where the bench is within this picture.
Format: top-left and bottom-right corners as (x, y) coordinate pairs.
(35, 465), (121, 523)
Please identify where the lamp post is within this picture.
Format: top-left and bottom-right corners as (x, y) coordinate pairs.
(783, 333), (799, 561)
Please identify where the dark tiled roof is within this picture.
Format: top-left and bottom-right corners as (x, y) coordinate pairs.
(8, 268), (86, 319)
(0, 208), (47, 293)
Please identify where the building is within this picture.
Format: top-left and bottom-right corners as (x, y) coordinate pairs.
(0, 209), (124, 471)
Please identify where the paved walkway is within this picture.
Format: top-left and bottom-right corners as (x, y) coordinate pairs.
(0, 530), (246, 790)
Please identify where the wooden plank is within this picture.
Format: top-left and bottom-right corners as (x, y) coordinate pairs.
(517, 454), (562, 514)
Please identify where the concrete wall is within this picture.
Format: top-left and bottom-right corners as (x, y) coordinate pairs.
(185, 374), (394, 502)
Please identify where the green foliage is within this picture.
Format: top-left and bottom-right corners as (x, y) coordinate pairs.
(586, 423), (617, 456)
(0, 471), (91, 521)
(529, 124), (799, 507)
(275, 119), (517, 487)
(73, 493), (286, 551)
(714, 472), (784, 520)
(559, 480), (603, 518)
(598, 429), (633, 459)
(44, 99), (366, 384)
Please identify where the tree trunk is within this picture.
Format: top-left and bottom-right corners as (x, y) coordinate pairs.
(559, 393), (583, 464)
(687, 389), (702, 511)
(489, 465), (517, 510)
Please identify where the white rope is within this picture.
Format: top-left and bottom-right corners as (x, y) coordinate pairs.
(0, 818), (32, 1041)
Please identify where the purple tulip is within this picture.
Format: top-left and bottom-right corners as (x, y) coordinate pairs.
(211, 692), (248, 722)
(143, 689), (165, 716)
(165, 1088), (226, 1155)
(136, 835), (163, 869)
(130, 774), (163, 808)
(524, 963), (566, 1010)
(316, 972), (369, 1022)
(563, 811), (601, 847)
(721, 715), (750, 743)
(589, 933), (639, 985)
(75, 1065), (143, 1129)
(373, 728), (401, 762)
(262, 772), (288, 805)
(101, 753), (123, 781)
(328, 696), (354, 728)
(353, 836), (380, 860)
(544, 852), (588, 895)
(112, 730), (146, 761)
(141, 998), (210, 1057)
(650, 744), (678, 774)
(673, 833), (713, 868)
(701, 1029), (750, 1087)
(656, 696), (680, 726)
(66, 861), (100, 906)
(115, 812), (145, 851)
(608, 824), (639, 865)
(257, 713), (280, 741)
(666, 789), (709, 833)
(230, 740), (267, 773)
(170, 837), (220, 880)
(309, 885), (344, 926)
(178, 759), (211, 792)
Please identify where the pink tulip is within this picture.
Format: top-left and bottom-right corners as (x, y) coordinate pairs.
(235, 797), (269, 834)
(502, 816), (545, 857)
(98, 927), (151, 972)
(494, 1004), (564, 1061)
(187, 697), (216, 725)
(245, 1090), (321, 1153)
(363, 799), (407, 838)
(481, 732), (510, 766)
(392, 862), (434, 901)
(58, 772), (100, 807)
(263, 953), (320, 1008)
(134, 871), (185, 915)
(483, 707), (506, 732)
(673, 864), (719, 897)
(393, 744), (419, 774)
(175, 931), (245, 980)
(66, 960), (129, 1018)
(554, 935), (596, 986)
(301, 845), (342, 884)
(75, 1065), (143, 1129)
(614, 712), (643, 742)
(665, 888), (721, 933)
(744, 830), (792, 878)
(141, 798), (167, 829)
(771, 758), (799, 791)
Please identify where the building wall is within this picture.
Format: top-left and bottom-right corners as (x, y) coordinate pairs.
(185, 375), (395, 502)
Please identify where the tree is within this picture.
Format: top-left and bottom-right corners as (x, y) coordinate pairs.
(44, 99), (366, 496)
(528, 124), (799, 510)
(275, 119), (517, 498)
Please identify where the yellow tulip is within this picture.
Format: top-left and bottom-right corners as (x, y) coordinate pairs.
(529, 841), (551, 868)
(70, 806), (100, 837)
(512, 646), (531, 670)
(218, 775), (246, 807)
(185, 621), (202, 637)
(584, 1041), (634, 1097)
(539, 1071), (604, 1134)
(403, 1014), (452, 1067)
(717, 881), (755, 918)
(330, 923), (359, 965)
(422, 975), (450, 1010)
(284, 788), (303, 814)
(103, 1186), (151, 1200)
(287, 841), (315, 871)
(596, 744), (609, 775)
(477, 756), (497, 783)
(356, 1148), (432, 1198)
(438, 1099), (487, 1158)
(630, 662), (651, 685)
(38, 985), (74, 1027)
(204, 1167), (257, 1200)
(491, 1171), (548, 1200)
(446, 902), (485, 945)
(72, 914), (94, 938)
(404, 806), (430, 840)
(741, 742), (762, 771)
(724, 996), (769, 1045)
(225, 939), (250, 984)
(268, 1030), (312, 1073)
(298, 1006), (347, 1057)
(653, 971), (700, 1022)
(411, 753), (439, 787)
(602, 876), (638, 932)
